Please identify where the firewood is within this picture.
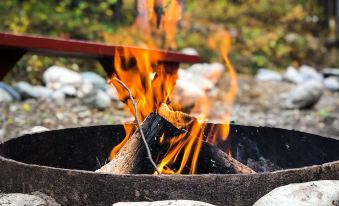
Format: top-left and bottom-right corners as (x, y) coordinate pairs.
(197, 141), (256, 174)
(96, 112), (182, 174)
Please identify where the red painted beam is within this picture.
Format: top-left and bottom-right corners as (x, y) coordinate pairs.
(0, 32), (200, 63)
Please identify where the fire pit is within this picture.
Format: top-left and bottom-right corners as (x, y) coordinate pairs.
(0, 123), (338, 205)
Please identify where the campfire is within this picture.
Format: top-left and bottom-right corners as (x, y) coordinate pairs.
(93, 31), (245, 175)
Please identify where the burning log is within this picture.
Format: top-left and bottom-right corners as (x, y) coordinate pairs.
(97, 103), (255, 175)
(96, 112), (182, 174)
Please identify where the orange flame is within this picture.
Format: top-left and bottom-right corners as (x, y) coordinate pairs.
(108, 2), (237, 174)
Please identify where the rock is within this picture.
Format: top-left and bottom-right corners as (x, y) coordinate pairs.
(178, 69), (214, 91)
(180, 48), (199, 56)
(253, 180), (339, 206)
(0, 193), (47, 206)
(51, 90), (66, 104)
(323, 77), (339, 91)
(280, 80), (323, 109)
(113, 200), (215, 206)
(105, 85), (119, 100)
(81, 72), (106, 90)
(283, 66), (303, 84)
(299, 65), (323, 82)
(0, 88), (13, 102)
(81, 89), (111, 110)
(20, 126), (50, 136)
(0, 82), (20, 100)
(43, 65), (82, 90)
(256, 69), (282, 81)
(60, 85), (77, 96)
(15, 82), (53, 100)
(172, 78), (206, 110)
(77, 80), (94, 98)
(188, 63), (225, 85)
(322, 68), (339, 78)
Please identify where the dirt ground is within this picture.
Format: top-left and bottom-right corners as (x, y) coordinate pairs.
(1, 75), (339, 142)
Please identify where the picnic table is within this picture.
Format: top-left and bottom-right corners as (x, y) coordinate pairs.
(0, 32), (200, 80)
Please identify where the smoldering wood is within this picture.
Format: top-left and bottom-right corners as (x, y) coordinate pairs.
(96, 112), (183, 174)
(197, 141), (256, 174)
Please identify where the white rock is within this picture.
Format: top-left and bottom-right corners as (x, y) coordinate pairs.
(60, 85), (77, 96)
(172, 78), (206, 109)
(81, 72), (106, 90)
(81, 89), (111, 110)
(0, 88), (13, 102)
(0, 193), (46, 206)
(322, 68), (339, 77)
(113, 200), (215, 206)
(77, 80), (94, 98)
(105, 85), (119, 100)
(51, 90), (66, 104)
(280, 80), (323, 109)
(20, 126), (50, 136)
(178, 69), (214, 91)
(43, 65), (82, 90)
(299, 65), (323, 81)
(180, 48), (199, 56)
(324, 77), (339, 91)
(283, 66), (303, 84)
(188, 63), (225, 85)
(254, 180), (339, 206)
(256, 69), (282, 81)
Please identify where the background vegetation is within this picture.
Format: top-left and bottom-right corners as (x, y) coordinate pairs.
(0, 0), (337, 82)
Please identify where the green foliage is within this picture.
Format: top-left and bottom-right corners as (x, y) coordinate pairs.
(0, 0), (335, 80)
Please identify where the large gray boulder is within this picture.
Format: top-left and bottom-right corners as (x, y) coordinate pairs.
(113, 200), (215, 206)
(254, 180), (339, 206)
(280, 80), (323, 109)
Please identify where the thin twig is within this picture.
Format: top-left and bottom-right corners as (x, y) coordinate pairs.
(113, 77), (161, 175)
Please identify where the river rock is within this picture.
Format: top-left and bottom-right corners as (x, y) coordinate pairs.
(15, 82), (53, 100)
(43, 66), (82, 90)
(0, 88), (13, 102)
(188, 63), (224, 85)
(323, 77), (339, 91)
(0, 82), (20, 100)
(81, 89), (111, 110)
(81, 72), (107, 90)
(178, 69), (214, 91)
(322, 68), (339, 78)
(299, 65), (323, 81)
(280, 80), (323, 109)
(113, 200), (215, 206)
(283, 66), (303, 84)
(256, 69), (282, 81)
(180, 48), (199, 56)
(172, 78), (206, 110)
(105, 85), (119, 100)
(253, 180), (339, 206)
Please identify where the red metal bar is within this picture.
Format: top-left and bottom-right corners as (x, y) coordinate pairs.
(0, 32), (200, 63)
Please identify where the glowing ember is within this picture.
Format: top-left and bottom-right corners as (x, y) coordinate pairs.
(108, 0), (238, 174)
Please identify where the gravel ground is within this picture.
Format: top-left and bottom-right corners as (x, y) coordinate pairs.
(1, 75), (339, 142)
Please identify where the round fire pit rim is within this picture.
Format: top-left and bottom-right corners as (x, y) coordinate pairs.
(1, 154), (338, 178)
